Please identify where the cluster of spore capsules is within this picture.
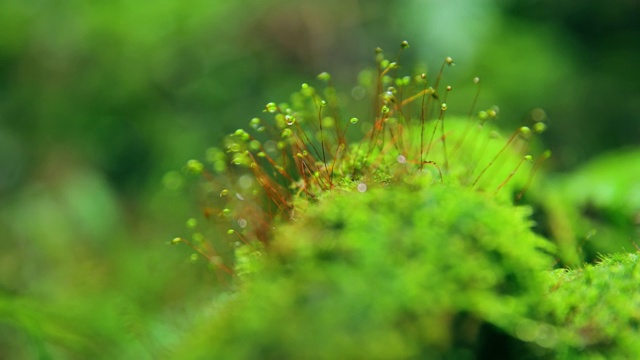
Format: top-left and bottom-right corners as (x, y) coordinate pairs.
(170, 41), (550, 279)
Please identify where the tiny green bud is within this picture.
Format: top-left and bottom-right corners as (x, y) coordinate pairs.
(186, 218), (198, 229)
(350, 117), (359, 124)
(186, 159), (204, 174)
(317, 72), (331, 82)
(227, 229), (235, 235)
(265, 102), (278, 113)
(250, 117), (261, 128)
(321, 116), (335, 128)
(301, 83), (314, 96)
(192, 232), (204, 243)
(249, 140), (261, 150)
(533, 122), (547, 134)
(234, 129), (250, 141)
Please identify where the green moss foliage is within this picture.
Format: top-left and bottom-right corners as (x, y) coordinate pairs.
(541, 253), (640, 359)
(175, 179), (556, 358)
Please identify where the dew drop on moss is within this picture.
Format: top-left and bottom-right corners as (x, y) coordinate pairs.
(357, 183), (367, 193)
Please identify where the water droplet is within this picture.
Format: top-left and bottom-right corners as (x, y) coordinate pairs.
(350, 117), (359, 124)
(397, 155), (407, 164)
(357, 183), (367, 193)
(351, 85), (366, 100)
(239, 174), (253, 189)
(238, 218), (248, 228)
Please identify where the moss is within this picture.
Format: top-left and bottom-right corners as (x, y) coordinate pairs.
(175, 180), (555, 358)
(540, 253), (640, 359)
(172, 42), (639, 358)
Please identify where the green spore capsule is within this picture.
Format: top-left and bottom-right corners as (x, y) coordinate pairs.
(350, 117), (359, 124)
(186, 218), (198, 229)
(533, 122), (547, 134)
(186, 159), (204, 174)
(317, 72), (331, 82)
(265, 102), (278, 113)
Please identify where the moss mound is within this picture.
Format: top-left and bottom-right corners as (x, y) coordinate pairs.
(540, 253), (640, 359)
(176, 180), (556, 358)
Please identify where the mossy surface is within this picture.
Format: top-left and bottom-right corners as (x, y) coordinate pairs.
(540, 253), (640, 359)
(172, 47), (639, 358)
(176, 179), (556, 359)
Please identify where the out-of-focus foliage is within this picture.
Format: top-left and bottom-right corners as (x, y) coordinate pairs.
(537, 148), (640, 265)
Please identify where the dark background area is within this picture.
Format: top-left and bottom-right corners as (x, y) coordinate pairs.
(0, 0), (638, 357)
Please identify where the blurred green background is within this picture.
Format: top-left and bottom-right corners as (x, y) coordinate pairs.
(0, 0), (638, 357)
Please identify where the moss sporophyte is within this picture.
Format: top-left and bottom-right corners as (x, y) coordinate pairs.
(173, 41), (551, 276)
(165, 42), (640, 359)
